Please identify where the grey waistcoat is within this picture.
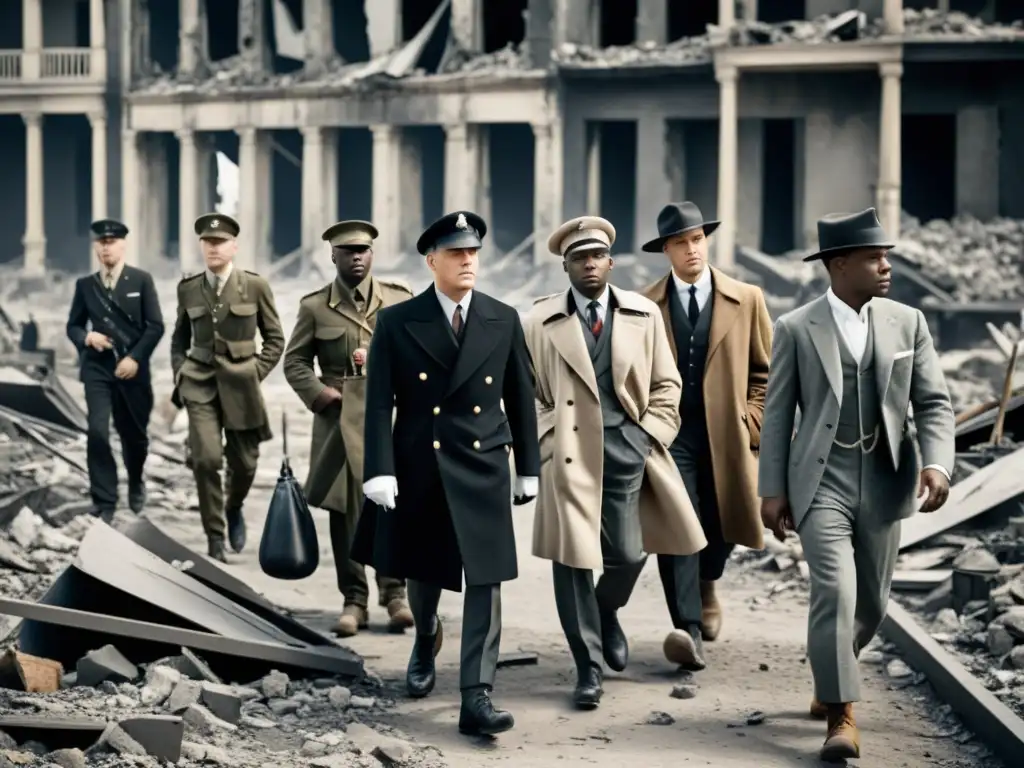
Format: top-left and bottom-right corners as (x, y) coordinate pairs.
(668, 280), (713, 429)
(834, 318), (881, 450)
(578, 307), (627, 428)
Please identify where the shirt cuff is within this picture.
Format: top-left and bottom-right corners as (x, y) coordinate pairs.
(923, 464), (950, 482)
(515, 476), (538, 497)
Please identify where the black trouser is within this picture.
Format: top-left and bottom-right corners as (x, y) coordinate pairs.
(84, 373), (153, 513)
(658, 428), (734, 630)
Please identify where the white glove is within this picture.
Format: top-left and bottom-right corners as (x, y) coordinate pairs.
(363, 475), (398, 509)
(514, 476), (538, 498)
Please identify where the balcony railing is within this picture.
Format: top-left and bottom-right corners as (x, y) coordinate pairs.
(0, 48), (103, 83)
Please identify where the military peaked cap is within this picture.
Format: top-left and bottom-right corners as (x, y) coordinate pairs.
(195, 213), (240, 240)
(548, 216), (616, 258)
(416, 211), (487, 256)
(322, 220), (378, 249)
(90, 219), (129, 240)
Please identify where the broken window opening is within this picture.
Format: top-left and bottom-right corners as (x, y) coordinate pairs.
(207, 0), (242, 63)
(586, 121), (636, 250)
(759, 0), (806, 25)
(413, 126), (445, 230)
(995, 0), (1022, 23)
(668, 0), (716, 41)
(601, 0), (637, 47)
(333, 0), (370, 64)
(403, 0), (443, 42)
(0, 2), (19, 49)
(272, 129), (302, 264)
(483, 0), (526, 53)
(0, 116), (26, 268)
(74, 0), (90, 47)
(903, 114), (956, 223)
(148, 0), (179, 72)
(488, 124), (534, 253)
(338, 128), (372, 222)
(760, 119), (796, 255)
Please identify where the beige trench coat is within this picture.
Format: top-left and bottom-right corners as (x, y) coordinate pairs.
(523, 286), (708, 571)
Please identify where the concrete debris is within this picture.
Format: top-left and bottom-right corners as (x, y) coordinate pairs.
(903, 9), (1024, 39)
(554, 37), (710, 68)
(440, 43), (527, 74)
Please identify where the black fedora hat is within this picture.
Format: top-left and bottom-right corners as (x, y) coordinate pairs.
(641, 202), (720, 253)
(804, 207), (894, 262)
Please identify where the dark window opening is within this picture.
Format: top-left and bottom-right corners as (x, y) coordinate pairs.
(334, 0), (370, 63)
(272, 129), (302, 260)
(488, 124), (534, 252)
(402, 0), (443, 41)
(601, 0), (636, 47)
(483, 0), (526, 52)
(761, 119), (796, 255)
(591, 121), (636, 251)
(75, 0), (89, 47)
(668, 0), (716, 41)
(902, 114), (956, 223)
(207, 0), (241, 62)
(149, 1), (179, 71)
(400, 0), (448, 71)
(338, 128), (372, 221)
(415, 126), (445, 227)
(995, 0), (1022, 22)
(759, 0), (806, 24)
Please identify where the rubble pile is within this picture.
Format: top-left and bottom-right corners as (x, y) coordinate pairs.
(553, 36), (711, 68)
(441, 43), (527, 74)
(895, 215), (1024, 302)
(903, 8), (1024, 39)
(715, 12), (887, 48)
(0, 650), (447, 768)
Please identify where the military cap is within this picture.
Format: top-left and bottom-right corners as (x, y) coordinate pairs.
(90, 219), (129, 240)
(547, 216), (616, 258)
(416, 211), (487, 256)
(194, 213), (240, 240)
(322, 220), (378, 250)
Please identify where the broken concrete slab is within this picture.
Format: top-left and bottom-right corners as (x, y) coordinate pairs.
(199, 681), (242, 724)
(75, 644), (139, 687)
(0, 713), (183, 762)
(0, 648), (62, 693)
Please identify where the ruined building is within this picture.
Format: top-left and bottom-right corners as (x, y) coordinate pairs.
(2, 0), (1022, 277)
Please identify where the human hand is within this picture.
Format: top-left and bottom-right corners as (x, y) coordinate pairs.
(353, 348), (367, 367)
(364, 475), (398, 510)
(85, 331), (112, 351)
(918, 468), (950, 513)
(311, 386), (343, 413)
(114, 356), (139, 380)
(760, 496), (794, 543)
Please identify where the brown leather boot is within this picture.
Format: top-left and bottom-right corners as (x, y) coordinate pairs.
(809, 696), (828, 719)
(700, 580), (723, 641)
(332, 605), (368, 638)
(820, 703), (860, 762)
(386, 598), (415, 633)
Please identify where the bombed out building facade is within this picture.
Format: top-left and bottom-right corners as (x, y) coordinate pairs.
(2, 0), (1023, 278)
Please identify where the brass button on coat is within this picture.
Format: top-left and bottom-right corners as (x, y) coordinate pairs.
(432, 406), (440, 415)
(473, 406), (481, 414)
(484, 376), (493, 384)
(419, 372), (428, 380)
(473, 440), (481, 449)
(433, 440), (440, 449)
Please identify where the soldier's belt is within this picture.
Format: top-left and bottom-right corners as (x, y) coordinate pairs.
(212, 339), (256, 358)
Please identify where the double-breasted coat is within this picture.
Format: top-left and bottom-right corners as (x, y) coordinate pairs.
(523, 285), (707, 571)
(283, 275), (414, 513)
(170, 268), (285, 441)
(641, 266), (773, 550)
(351, 287), (541, 592)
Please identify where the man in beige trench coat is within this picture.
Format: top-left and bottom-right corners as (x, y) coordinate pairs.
(524, 215), (707, 710)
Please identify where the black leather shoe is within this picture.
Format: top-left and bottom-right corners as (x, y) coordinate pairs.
(458, 688), (514, 736)
(90, 508), (115, 525)
(128, 482), (146, 514)
(573, 666), (603, 710)
(226, 506), (246, 553)
(207, 537), (228, 563)
(406, 624), (440, 699)
(600, 609), (629, 672)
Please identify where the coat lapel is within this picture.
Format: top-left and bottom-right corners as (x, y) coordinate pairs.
(706, 266), (741, 365)
(807, 295), (843, 403)
(609, 297), (646, 395)
(545, 290), (599, 400)
(329, 279), (375, 334)
(404, 289), (456, 370)
(871, 301), (900, 404)
(446, 295), (506, 397)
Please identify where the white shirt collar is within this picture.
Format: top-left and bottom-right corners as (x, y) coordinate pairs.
(99, 261), (125, 284)
(434, 285), (472, 325)
(207, 262), (233, 289)
(826, 288), (871, 324)
(570, 284), (610, 321)
(672, 265), (711, 296)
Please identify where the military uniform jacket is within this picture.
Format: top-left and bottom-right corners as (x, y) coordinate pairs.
(169, 268), (285, 437)
(351, 287), (541, 592)
(283, 275), (414, 513)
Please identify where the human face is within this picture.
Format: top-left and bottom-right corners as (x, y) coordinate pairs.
(333, 245), (374, 286)
(663, 228), (708, 283)
(828, 247), (893, 299)
(564, 247), (613, 297)
(200, 236), (237, 273)
(428, 247), (478, 298)
(93, 237), (126, 270)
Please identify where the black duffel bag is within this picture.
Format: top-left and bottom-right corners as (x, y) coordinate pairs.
(258, 411), (320, 579)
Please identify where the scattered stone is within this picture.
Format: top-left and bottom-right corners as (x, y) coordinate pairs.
(326, 685), (351, 710)
(46, 748), (86, 768)
(1010, 646), (1024, 670)
(8, 508), (41, 549)
(200, 681), (242, 724)
(670, 683), (697, 699)
(260, 670), (289, 699)
(91, 722), (147, 757)
(240, 715), (276, 729)
(349, 694), (375, 709)
(300, 740), (329, 756)
(644, 711), (675, 725)
(860, 650), (884, 665)
(987, 624), (1015, 656)
(267, 698), (300, 716)
(746, 711), (766, 726)
(166, 678), (202, 713)
(168, 648), (222, 684)
(934, 608), (962, 633)
(886, 659), (913, 679)
(75, 645), (138, 687)
(139, 665), (180, 706)
(182, 703), (238, 734)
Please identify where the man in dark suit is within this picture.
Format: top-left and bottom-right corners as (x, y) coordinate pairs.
(66, 219), (165, 522)
(352, 210), (540, 737)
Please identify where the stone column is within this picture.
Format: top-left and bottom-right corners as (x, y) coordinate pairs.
(303, 0), (334, 75)
(121, 129), (142, 265)
(398, 132), (424, 251)
(444, 123), (480, 213)
(22, 112), (45, 277)
(22, 0), (42, 80)
(715, 64), (739, 269)
(322, 128), (339, 224)
(300, 126), (325, 267)
(450, 0), (483, 52)
(876, 61), (902, 240)
(718, 0), (735, 29)
(532, 120), (564, 265)
(585, 123), (601, 214)
(177, 129), (200, 273)
(239, 0), (270, 75)
(956, 106), (1000, 220)
(89, 111), (108, 222)
(90, 0), (107, 80)
(636, 0), (667, 45)
(634, 114), (672, 252)
(883, 0), (904, 34)
(236, 127), (260, 271)
(371, 124), (401, 267)
(179, 0), (201, 76)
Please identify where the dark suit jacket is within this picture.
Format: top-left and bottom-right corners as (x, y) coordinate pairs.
(352, 287), (541, 591)
(66, 265), (165, 383)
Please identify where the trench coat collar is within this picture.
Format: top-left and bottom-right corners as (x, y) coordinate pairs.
(647, 265), (742, 364)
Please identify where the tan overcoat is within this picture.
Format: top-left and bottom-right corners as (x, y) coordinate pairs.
(523, 285), (707, 571)
(641, 266), (773, 549)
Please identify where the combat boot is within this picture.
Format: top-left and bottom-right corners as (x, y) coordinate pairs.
(207, 537), (227, 563)
(332, 605), (368, 638)
(128, 481), (147, 514)
(700, 580), (723, 641)
(809, 696), (828, 719)
(820, 703), (860, 762)
(458, 687), (514, 736)
(226, 506), (246, 553)
(386, 598), (415, 632)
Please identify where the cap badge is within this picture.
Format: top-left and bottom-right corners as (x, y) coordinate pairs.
(211, 219), (219, 229)
(455, 213), (469, 230)
(577, 220), (586, 231)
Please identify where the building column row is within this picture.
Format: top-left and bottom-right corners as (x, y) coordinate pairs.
(876, 61), (902, 240)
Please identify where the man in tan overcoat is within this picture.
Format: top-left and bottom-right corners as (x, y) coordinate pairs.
(640, 201), (773, 670)
(283, 220), (415, 637)
(524, 215), (706, 710)
(170, 213), (285, 563)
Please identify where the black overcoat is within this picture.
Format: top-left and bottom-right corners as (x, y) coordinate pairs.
(350, 287), (540, 591)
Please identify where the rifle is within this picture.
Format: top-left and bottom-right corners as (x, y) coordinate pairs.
(90, 279), (142, 358)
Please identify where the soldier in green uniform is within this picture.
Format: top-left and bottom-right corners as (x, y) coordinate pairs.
(284, 220), (415, 636)
(170, 213), (286, 563)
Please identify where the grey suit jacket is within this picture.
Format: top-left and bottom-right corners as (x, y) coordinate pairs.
(757, 294), (955, 527)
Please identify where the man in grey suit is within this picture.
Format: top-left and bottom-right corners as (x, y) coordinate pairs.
(758, 208), (954, 763)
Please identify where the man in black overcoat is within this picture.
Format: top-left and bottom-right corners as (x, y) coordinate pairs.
(66, 219), (165, 521)
(352, 210), (540, 737)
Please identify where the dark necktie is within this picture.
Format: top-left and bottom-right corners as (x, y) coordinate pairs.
(452, 304), (464, 339)
(587, 300), (602, 337)
(688, 285), (700, 327)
